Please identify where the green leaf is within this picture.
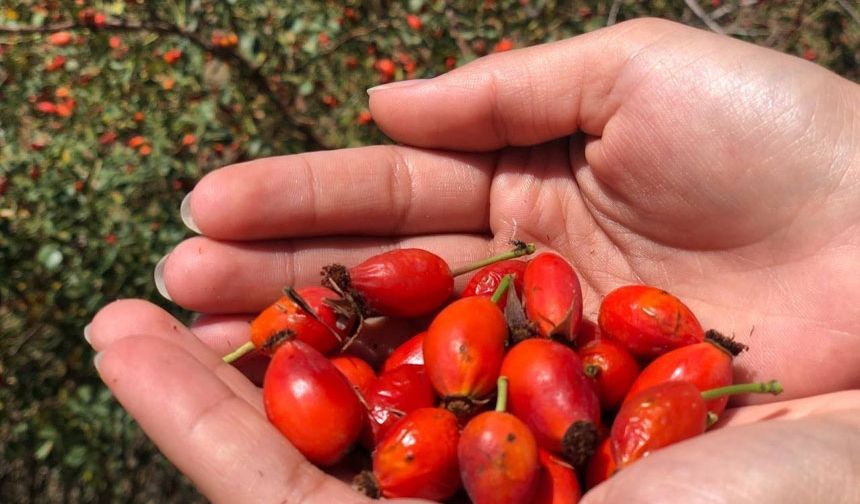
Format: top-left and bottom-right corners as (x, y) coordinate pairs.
(35, 440), (54, 460)
(298, 80), (314, 96)
(37, 244), (63, 271)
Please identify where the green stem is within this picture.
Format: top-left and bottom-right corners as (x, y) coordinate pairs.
(490, 274), (514, 305)
(700, 380), (783, 401)
(450, 242), (536, 277)
(222, 341), (255, 364)
(496, 376), (509, 412)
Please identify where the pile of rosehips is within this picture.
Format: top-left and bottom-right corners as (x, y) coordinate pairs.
(224, 244), (783, 503)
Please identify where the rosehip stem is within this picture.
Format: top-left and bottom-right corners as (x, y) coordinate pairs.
(490, 274), (514, 305)
(700, 380), (783, 400)
(450, 242), (536, 277)
(223, 341), (255, 363)
(495, 376), (509, 412)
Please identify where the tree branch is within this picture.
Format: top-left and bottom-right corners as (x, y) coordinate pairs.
(0, 19), (330, 151)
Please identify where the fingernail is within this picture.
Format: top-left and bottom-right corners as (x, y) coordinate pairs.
(180, 192), (201, 234)
(154, 254), (173, 301)
(93, 352), (103, 371)
(84, 323), (92, 345)
(367, 78), (429, 95)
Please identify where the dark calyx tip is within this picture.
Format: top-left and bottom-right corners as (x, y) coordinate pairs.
(321, 263), (351, 290)
(444, 396), (478, 419)
(261, 330), (293, 352)
(321, 263), (370, 317)
(352, 470), (381, 499)
(509, 320), (538, 343)
(705, 329), (749, 356)
(561, 420), (599, 470)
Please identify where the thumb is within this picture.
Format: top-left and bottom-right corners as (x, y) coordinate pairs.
(368, 18), (700, 151)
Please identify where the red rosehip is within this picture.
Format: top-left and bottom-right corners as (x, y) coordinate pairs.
(458, 377), (540, 504)
(598, 285), (705, 360)
(424, 296), (507, 417)
(363, 364), (436, 447)
(381, 331), (425, 373)
(461, 259), (527, 306)
(612, 380), (782, 468)
(330, 354), (376, 397)
(263, 341), (365, 466)
(356, 408), (461, 500)
(579, 339), (640, 410)
(533, 449), (582, 504)
(523, 252), (583, 342)
(244, 286), (356, 359)
(585, 438), (616, 490)
(500, 339), (600, 469)
(622, 332), (746, 416)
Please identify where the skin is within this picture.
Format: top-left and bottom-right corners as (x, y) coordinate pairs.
(87, 18), (860, 503)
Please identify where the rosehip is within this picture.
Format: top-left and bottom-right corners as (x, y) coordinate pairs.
(330, 354), (376, 397)
(263, 340), (365, 466)
(523, 252), (583, 342)
(622, 331), (747, 415)
(612, 380), (783, 468)
(363, 364), (436, 447)
(355, 408), (461, 500)
(461, 259), (527, 305)
(579, 338), (640, 410)
(424, 296), (508, 416)
(599, 285), (705, 359)
(533, 449), (582, 504)
(381, 331), (426, 373)
(500, 339), (600, 469)
(322, 243), (534, 318)
(224, 286), (356, 363)
(458, 377), (540, 504)
(585, 438), (616, 490)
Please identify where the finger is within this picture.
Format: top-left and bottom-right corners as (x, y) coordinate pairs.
(96, 335), (368, 504)
(716, 390), (860, 428)
(185, 145), (495, 240)
(367, 20), (638, 150)
(87, 299), (263, 412)
(368, 18), (715, 151)
(582, 409), (860, 504)
(158, 234), (494, 313)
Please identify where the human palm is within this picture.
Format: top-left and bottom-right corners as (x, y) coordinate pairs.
(88, 19), (860, 503)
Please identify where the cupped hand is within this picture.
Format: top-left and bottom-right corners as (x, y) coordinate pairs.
(89, 19), (860, 503)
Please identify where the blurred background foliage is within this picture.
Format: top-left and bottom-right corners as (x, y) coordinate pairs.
(0, 0), (857, 502)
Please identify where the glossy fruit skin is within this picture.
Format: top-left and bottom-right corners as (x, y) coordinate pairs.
(373, 408), (461, 500)
(329, 354), (376, 397)
(533, 449), (582, 504)
(585, 438), (616, 490)
(458, 410), (540, 504)
(598, 285), (705, 360)
(381, 331), (426, 373)
(363, 364), (437, 447)
(611, 381), (707, 469)
(500, 339), (601, 468)
(263, 341), (365, 466)
(623, 341), (734, 415)
(250, 286), (354, 356)
(523, 253), (583, 342)
(461, 259), (527, 305)
(579, 339), (641, 411)
(424, 297), (508, 408)
(349, 248), (454, 317)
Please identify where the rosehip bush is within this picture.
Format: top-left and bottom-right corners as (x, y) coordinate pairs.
(0, 0), (856, 502)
